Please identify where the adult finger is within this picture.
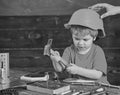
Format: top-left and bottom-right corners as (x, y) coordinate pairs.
(101, 11), (117, 19)
(101, 13), (110, 19)
(89, 3), (105, 9)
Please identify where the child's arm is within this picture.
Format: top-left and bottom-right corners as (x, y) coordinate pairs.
(50, 49), (102, 79)
(50, 49), (63, 72)
(66, 64), (103, 79)
(50, 49), (71, 72)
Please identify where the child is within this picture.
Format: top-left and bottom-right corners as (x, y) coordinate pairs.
(50, 9), (109, 84)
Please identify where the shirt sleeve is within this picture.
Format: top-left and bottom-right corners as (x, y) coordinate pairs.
(93, 46), (107, 75)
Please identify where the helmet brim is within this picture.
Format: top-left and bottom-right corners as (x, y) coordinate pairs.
(64, 23), (70, 29)
(64, 23), (106, 38)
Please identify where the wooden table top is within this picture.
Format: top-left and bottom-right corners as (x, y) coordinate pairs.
(0, 68), (120, 95)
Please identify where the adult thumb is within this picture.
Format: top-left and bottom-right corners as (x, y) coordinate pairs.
(101, 13), (110, 19)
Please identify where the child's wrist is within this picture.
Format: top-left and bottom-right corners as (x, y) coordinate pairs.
(57, 57), (62, 63)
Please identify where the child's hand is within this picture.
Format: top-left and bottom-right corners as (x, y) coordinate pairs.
(50, 49), (61, 62)
(89, 3), (120, 18)
(66, 64), (79, 74)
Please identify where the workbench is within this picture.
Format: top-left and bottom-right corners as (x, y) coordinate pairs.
(0, 68), (120, 95)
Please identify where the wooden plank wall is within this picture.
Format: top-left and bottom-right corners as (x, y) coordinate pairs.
(0, 0), (120, 16)
(0, 16), (72, 67)
(0, 15), (120, 85)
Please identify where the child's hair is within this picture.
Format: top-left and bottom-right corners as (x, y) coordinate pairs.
(70, 25), (98, 39)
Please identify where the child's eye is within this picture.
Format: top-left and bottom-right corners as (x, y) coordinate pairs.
(83, 39), (89, 41)
(75, 38), (79, 40)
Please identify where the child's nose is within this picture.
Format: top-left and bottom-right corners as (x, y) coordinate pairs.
(78, 40), (84, 45)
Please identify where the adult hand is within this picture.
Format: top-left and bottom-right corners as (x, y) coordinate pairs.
(89, 3), (120, 18)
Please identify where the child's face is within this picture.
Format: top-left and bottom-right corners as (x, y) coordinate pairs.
(72, 32), (94, 52)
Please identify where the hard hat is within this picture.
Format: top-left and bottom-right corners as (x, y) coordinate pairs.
(64, 9), (106, 38)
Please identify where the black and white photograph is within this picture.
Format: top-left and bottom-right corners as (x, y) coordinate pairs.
(0, 0), (120, 95)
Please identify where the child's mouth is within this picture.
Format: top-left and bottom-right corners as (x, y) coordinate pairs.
(77, 46), (86, 50)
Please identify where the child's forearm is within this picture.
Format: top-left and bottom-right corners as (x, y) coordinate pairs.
(58, 58), (69, 67)
(58, 57), (73, 71)
(59, 58), (102, 79)
(76, 67), (103, 79)
(52, 57), (71, 72)
(52, 60), (63, 72)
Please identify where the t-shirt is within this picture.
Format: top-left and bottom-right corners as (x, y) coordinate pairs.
(62, 44), (109, 83)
